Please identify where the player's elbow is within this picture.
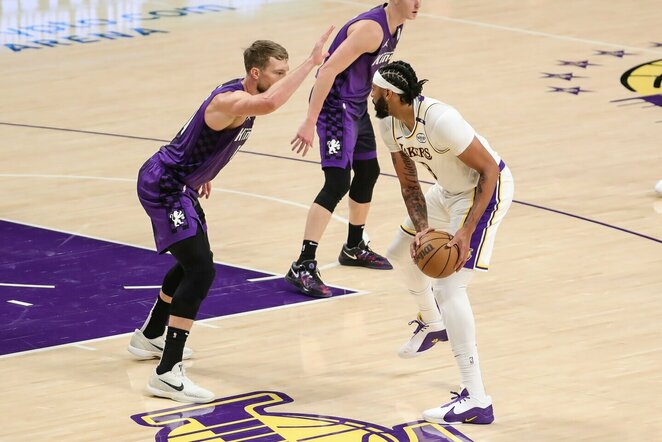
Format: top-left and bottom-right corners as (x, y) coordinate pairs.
(316, 63), (339, 81)
(249, 96), (279, 116)
(263, 97), (279, 114)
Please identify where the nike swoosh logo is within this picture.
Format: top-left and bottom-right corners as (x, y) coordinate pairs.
(161, 379), (184, 391)
(342, 250), (357, 260)
(464, 416), (477, 423)
(290, 268), (299, 278)
(150, 343), (163, 351)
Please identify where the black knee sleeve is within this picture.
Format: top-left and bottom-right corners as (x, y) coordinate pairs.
(313, 167), (351, 212)
(169, 261), (215, 319)
(349, 158), (380, 203)
(161, 264), (184, 296)
(167, 227), (216, 320)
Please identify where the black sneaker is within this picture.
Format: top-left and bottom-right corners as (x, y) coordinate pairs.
(285, 260), (332, 298)
(338, 240), (393, 269)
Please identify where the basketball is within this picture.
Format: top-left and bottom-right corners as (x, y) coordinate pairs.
(414, 230), (461, 278)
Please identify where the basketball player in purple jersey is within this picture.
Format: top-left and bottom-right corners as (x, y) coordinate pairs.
(127, 28), (334, 403)
(286, 1), (422, 298)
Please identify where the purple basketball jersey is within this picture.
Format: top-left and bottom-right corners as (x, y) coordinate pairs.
(326, 3), (403, 116)
(137, 78), (255, 253)
(156, 78), (255, 190)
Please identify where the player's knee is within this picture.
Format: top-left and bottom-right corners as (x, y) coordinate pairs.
(386, 228), (414, 265)
(433, 269), (473, 301)
(189, 256), (216, 295)
(161, 263), (184, 296)
(314, 173), (351, 212)
(169, 258), (216, 319)
(349, 159), (380, 203)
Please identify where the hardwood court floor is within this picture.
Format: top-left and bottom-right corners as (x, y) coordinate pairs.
(0, 1), (661, 441)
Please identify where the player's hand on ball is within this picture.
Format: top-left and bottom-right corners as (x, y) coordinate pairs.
(410, 227), (435, 261)
(446, 226), (472, 271)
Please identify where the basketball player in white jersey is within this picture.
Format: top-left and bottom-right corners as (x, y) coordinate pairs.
(371, 61), (514, 424)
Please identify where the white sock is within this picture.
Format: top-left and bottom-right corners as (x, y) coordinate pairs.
(452, 343), (486, 399)
(409, 283), (442, 324)
(434, 269), (487, 399)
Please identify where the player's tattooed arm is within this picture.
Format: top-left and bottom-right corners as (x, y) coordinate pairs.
(456, 136), (499, 231)
(391, 152), (428, 231)
(463, 172), (485, 226)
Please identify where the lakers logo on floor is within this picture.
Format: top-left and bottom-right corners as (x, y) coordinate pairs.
(131, 391), (473, 441)
(612, 58), (662, 115)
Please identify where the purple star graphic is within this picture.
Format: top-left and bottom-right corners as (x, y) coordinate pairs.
(557, 60), (599, 69)
(593, 50), (635, 57)
(541, 72), (585, 81)
(548, 86), (592, 95)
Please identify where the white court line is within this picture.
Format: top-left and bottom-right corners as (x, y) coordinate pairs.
(246, 260), (340, 282)
(246, 274), (284, 282)
(195, 322), (220, 329)
(319, 262), (340, 271)
(7, 300), (33, 306)
(72, 344), (96, 351)
(123, 285), (162, 290)
(333, 0), (662, 54)
(0, 288), (369, 360)
(0, 282), (55, 289)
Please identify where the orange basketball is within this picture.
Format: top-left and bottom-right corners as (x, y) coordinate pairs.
(414, 230), (461, 278)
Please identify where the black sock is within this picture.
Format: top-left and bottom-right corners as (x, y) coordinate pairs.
(297, 240), (318, 264)
(156, 326), (189, 375)
(141, 295), (170, 339)
(347, 223), (365, 248)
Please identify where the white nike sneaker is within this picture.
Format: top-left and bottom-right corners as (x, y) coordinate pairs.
(147, 362), (215, 403)
(423, 388), (494, 425)
(398, 314), (448, 359)
(128, 329), (193, 360)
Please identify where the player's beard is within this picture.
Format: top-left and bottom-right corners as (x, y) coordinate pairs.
(374, 96), (390, 119)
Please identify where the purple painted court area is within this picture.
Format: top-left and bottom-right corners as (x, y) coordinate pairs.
(0, 221), (354, 356)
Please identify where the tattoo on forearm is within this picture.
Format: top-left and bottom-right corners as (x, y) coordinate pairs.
(465, 173), (486, 226)
(398, 154), (428, 231)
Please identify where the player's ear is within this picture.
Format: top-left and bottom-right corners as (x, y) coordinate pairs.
(249, 67), (260, 80)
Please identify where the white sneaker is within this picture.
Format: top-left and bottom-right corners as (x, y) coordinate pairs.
(127, 329), (193, 360)
(398, 314), (448, 359)
(147, 362), (215, 403)
(423, 388), (494, 425)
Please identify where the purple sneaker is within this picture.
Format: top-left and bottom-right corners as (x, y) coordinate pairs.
(285, 260), (332, 298)
(338, 240), (393, 269)
(398, 314), (448, 359)
(423, 388), (494, 425)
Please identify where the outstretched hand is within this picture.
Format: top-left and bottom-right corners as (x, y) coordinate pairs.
(291, 119), (316, 156)
(310, 25), (335, 65)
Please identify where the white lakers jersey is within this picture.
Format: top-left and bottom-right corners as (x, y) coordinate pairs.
(378, 96), (501, 194)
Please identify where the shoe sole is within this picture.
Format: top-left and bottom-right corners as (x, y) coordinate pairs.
(146, 385), (215, 404)
(423, 415), (495, 425)
(398, 350), (423, 359)
(127, 345), (193, 360)
(284, 275), (332, 298)
(337, 259), (393, 270)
